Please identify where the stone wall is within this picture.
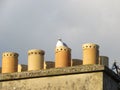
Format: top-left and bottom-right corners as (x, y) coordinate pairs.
(103, 73), (119, 90)
(0, 65), (119, 90)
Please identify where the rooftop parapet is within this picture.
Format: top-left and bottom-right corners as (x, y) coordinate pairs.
(0, 65), (120, 83)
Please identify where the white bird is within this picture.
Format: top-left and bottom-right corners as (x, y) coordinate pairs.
(56, 38), (68, 47)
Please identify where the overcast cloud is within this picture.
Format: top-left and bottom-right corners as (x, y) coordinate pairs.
(0, 0), (120, 67)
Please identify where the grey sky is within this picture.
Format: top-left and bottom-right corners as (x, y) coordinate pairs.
(0, 0), (120, 67)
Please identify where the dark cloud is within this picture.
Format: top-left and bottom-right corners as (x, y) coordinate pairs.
(0, 0), (120, 67)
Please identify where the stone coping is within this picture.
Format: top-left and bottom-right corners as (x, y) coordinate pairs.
(0, 65), (120, 82)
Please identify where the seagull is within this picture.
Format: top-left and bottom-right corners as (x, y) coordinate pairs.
(56, 38), (68, 47)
